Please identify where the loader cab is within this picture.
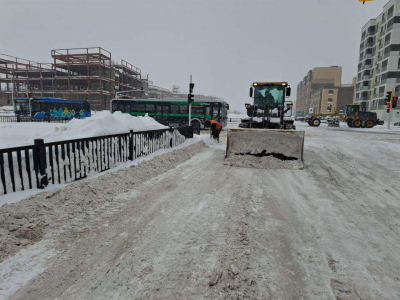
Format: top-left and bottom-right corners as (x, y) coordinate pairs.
(344, 104), (362, 117)
(249, 82), (291, 109)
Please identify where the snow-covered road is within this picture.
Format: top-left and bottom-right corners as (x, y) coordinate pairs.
(1, 124), (400, 299)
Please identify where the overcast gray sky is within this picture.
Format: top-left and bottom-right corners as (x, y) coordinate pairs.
(0, 0), (386, 111)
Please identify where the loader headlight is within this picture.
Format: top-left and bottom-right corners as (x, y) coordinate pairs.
(282, 83), (287, 86)
(253, 83), (258, 86)
(245, 103), (251, 108)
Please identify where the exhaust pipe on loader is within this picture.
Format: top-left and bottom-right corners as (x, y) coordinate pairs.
(225, 128), (305, 169)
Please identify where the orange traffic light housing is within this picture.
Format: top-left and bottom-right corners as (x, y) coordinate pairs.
(386, 90), (393, 104)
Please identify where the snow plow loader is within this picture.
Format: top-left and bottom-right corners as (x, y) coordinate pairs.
(226, 82), (305, 169)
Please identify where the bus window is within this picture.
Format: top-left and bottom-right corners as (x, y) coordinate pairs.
(156, 105), (162, 114)
(213, 107), (220, 118)
(136, 103), (146, 112)
(162, 105), (169, 114)
(171, 105), (179, 114)
(83, 102), (91, 111)
(180, 105), (188, 114)
(117, 102), (124, 111)
(146, 103), (155, 113)
(112, 102), (118, 111)
(31, 101), (41, 113)
(192, 107), (204, 115)
(206, 106), (211, 116)
(124, 103), (131, 112)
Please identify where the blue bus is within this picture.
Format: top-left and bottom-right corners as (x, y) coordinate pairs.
(14, 97), (92, 121)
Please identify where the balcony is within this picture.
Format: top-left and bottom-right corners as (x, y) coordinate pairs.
(362, 64), (372, 70)
(364, 53), (373, 59)
(360, 96), (370, 101)
(381, 66), (388, 72)
(362, 75), (371, 80)
(361, 85), (371, 91)
(365, 42), (374, 48)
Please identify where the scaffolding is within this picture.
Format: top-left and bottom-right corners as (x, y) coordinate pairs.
(51, 47), (114, 109)
(0, 47), (223, 109)
(0, 53), (56, 105)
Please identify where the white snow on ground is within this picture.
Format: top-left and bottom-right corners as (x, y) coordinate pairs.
(228, 113), (247, 119)
(0, 111), (167, 149)
(0, 240), (57, 299)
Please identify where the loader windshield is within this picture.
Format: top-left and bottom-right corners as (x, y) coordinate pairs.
(254, 85), (284, 108)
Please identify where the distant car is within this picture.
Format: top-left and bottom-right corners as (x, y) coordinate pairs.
(394, 122), (400, 126)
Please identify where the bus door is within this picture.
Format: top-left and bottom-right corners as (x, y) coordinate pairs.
(212, 105), (221, 122)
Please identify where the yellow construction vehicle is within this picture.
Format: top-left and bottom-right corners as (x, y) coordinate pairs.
(306, 104), (384, 128)
(226, 82), (305, 169)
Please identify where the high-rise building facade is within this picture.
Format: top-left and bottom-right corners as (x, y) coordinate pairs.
(356, 0), (400, 121)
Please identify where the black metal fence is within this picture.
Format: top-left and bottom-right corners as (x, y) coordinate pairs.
(0, 127), (190, 195)
(0, 115), (70, 123)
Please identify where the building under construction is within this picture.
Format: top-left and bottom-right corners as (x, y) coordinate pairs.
(0, 47), (146, 110)
(0, 47), (223, 110)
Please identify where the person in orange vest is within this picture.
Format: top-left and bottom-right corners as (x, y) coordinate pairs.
(210, 120), (222, 142)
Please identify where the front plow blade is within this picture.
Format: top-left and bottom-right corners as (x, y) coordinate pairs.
(225, 129), (305, 169)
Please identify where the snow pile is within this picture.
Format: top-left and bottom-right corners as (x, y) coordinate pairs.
(228, 113), (247, 119)
(0, 106), (14, 116)
(43, 111), (167, 142)
(0, 111), (168, 149)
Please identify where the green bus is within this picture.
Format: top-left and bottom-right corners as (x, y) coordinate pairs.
(110, 98), (229, 129)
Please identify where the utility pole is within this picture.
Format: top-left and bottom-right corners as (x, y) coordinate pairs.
(188, 75), (195, 126)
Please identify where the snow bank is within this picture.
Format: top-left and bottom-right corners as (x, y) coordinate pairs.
(0, 111), (168, 149)
(43, 111), (167, 142)
(0, 106), (14, 116)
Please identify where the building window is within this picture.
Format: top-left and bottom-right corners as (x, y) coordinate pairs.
(328, 90), (334, 95)
(327, 105), (332, 112)
(328, 98), (333, 103)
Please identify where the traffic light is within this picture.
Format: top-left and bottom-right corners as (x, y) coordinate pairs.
(189, 83), (195, 93)
(387, 104), (391, 113)
(386, 90), (393, 104)
(393, 96), (398, 109)
(188, 93), (194, 103)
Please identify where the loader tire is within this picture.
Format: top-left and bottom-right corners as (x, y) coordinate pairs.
(352, 119), (362, 128)
(311, 118), (321, 127)
(365, 120), (374, 128)
(347, 119), (353, 127)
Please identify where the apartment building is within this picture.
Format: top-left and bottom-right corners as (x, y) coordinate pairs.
(296, 66), (355, 116)
(356, 0), (400, 120)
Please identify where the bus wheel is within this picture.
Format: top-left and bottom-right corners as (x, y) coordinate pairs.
(75, 113), (81, 119)
(365, 120), (374, 128)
